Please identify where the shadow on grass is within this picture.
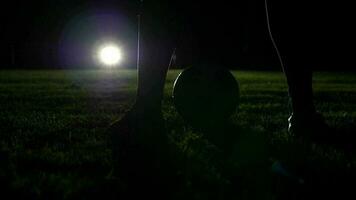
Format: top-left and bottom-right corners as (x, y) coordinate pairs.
(104, 120), (356, 199)
(59, 119), (356, 200)
(1, 121), (356, 200)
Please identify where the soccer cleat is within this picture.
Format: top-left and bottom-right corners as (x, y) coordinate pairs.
(108, 106), (174, 198)
(288, 111), (356, 150)
(288, 112), (336, 144)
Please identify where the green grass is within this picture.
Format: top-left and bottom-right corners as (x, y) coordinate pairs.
(0, 69), (355, 199)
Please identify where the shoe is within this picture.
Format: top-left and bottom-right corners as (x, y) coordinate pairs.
(288, 112), (356, 151)
(288, 112), (335, 144)
(108, 107), (173, 198)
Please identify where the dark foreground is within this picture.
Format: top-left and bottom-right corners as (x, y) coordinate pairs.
(0, 69), (355, 199)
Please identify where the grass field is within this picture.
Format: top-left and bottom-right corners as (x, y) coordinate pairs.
(0, 69), (355, 199)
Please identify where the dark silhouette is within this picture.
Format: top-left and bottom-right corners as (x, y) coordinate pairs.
(108, 1), (356, 198)
(267, 1), (356, 146)
(173, 66), (240, 130)
(267, 1), (326, 139)
(108, 2), (176, 198)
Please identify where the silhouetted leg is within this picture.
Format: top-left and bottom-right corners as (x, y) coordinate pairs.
(282, 52), (315, 117)
(269, 1), (335, 142)
(109, 3), (175, 198)
(269, 1), (316, 117)
(270, 4), (311, 108)
(282, 51), (328, 138)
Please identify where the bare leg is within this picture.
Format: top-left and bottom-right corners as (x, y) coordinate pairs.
(268, 1), (332, 141)
(268, 1), (315, 117)
(109, 3), (173, 198)
(282, 51), (315, 117)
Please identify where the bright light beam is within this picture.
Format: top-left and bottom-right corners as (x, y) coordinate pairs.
(98, 45), (122, 67)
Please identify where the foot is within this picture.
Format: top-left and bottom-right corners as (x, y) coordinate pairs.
(288, 112), (335, 144)
(109, 105), (168, 168)
(108, 107), (177, 198)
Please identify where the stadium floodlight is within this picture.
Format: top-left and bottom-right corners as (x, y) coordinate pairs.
(98, 44), (122, 67)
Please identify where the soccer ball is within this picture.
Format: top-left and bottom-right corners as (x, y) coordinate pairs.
(172, 66), (239, 129)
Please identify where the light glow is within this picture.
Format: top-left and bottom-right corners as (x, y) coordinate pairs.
(98, 45), (122, 66)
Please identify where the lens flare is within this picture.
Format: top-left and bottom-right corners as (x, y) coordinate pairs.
(98, 45), (122, 66)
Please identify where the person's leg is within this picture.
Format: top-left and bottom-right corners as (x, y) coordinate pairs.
(268, 0), (330, 138)
(110, 2), (177, 198)
(282, 51), (315, 118)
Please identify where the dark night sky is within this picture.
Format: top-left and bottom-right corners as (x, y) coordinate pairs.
(0, 0), (355, 70)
